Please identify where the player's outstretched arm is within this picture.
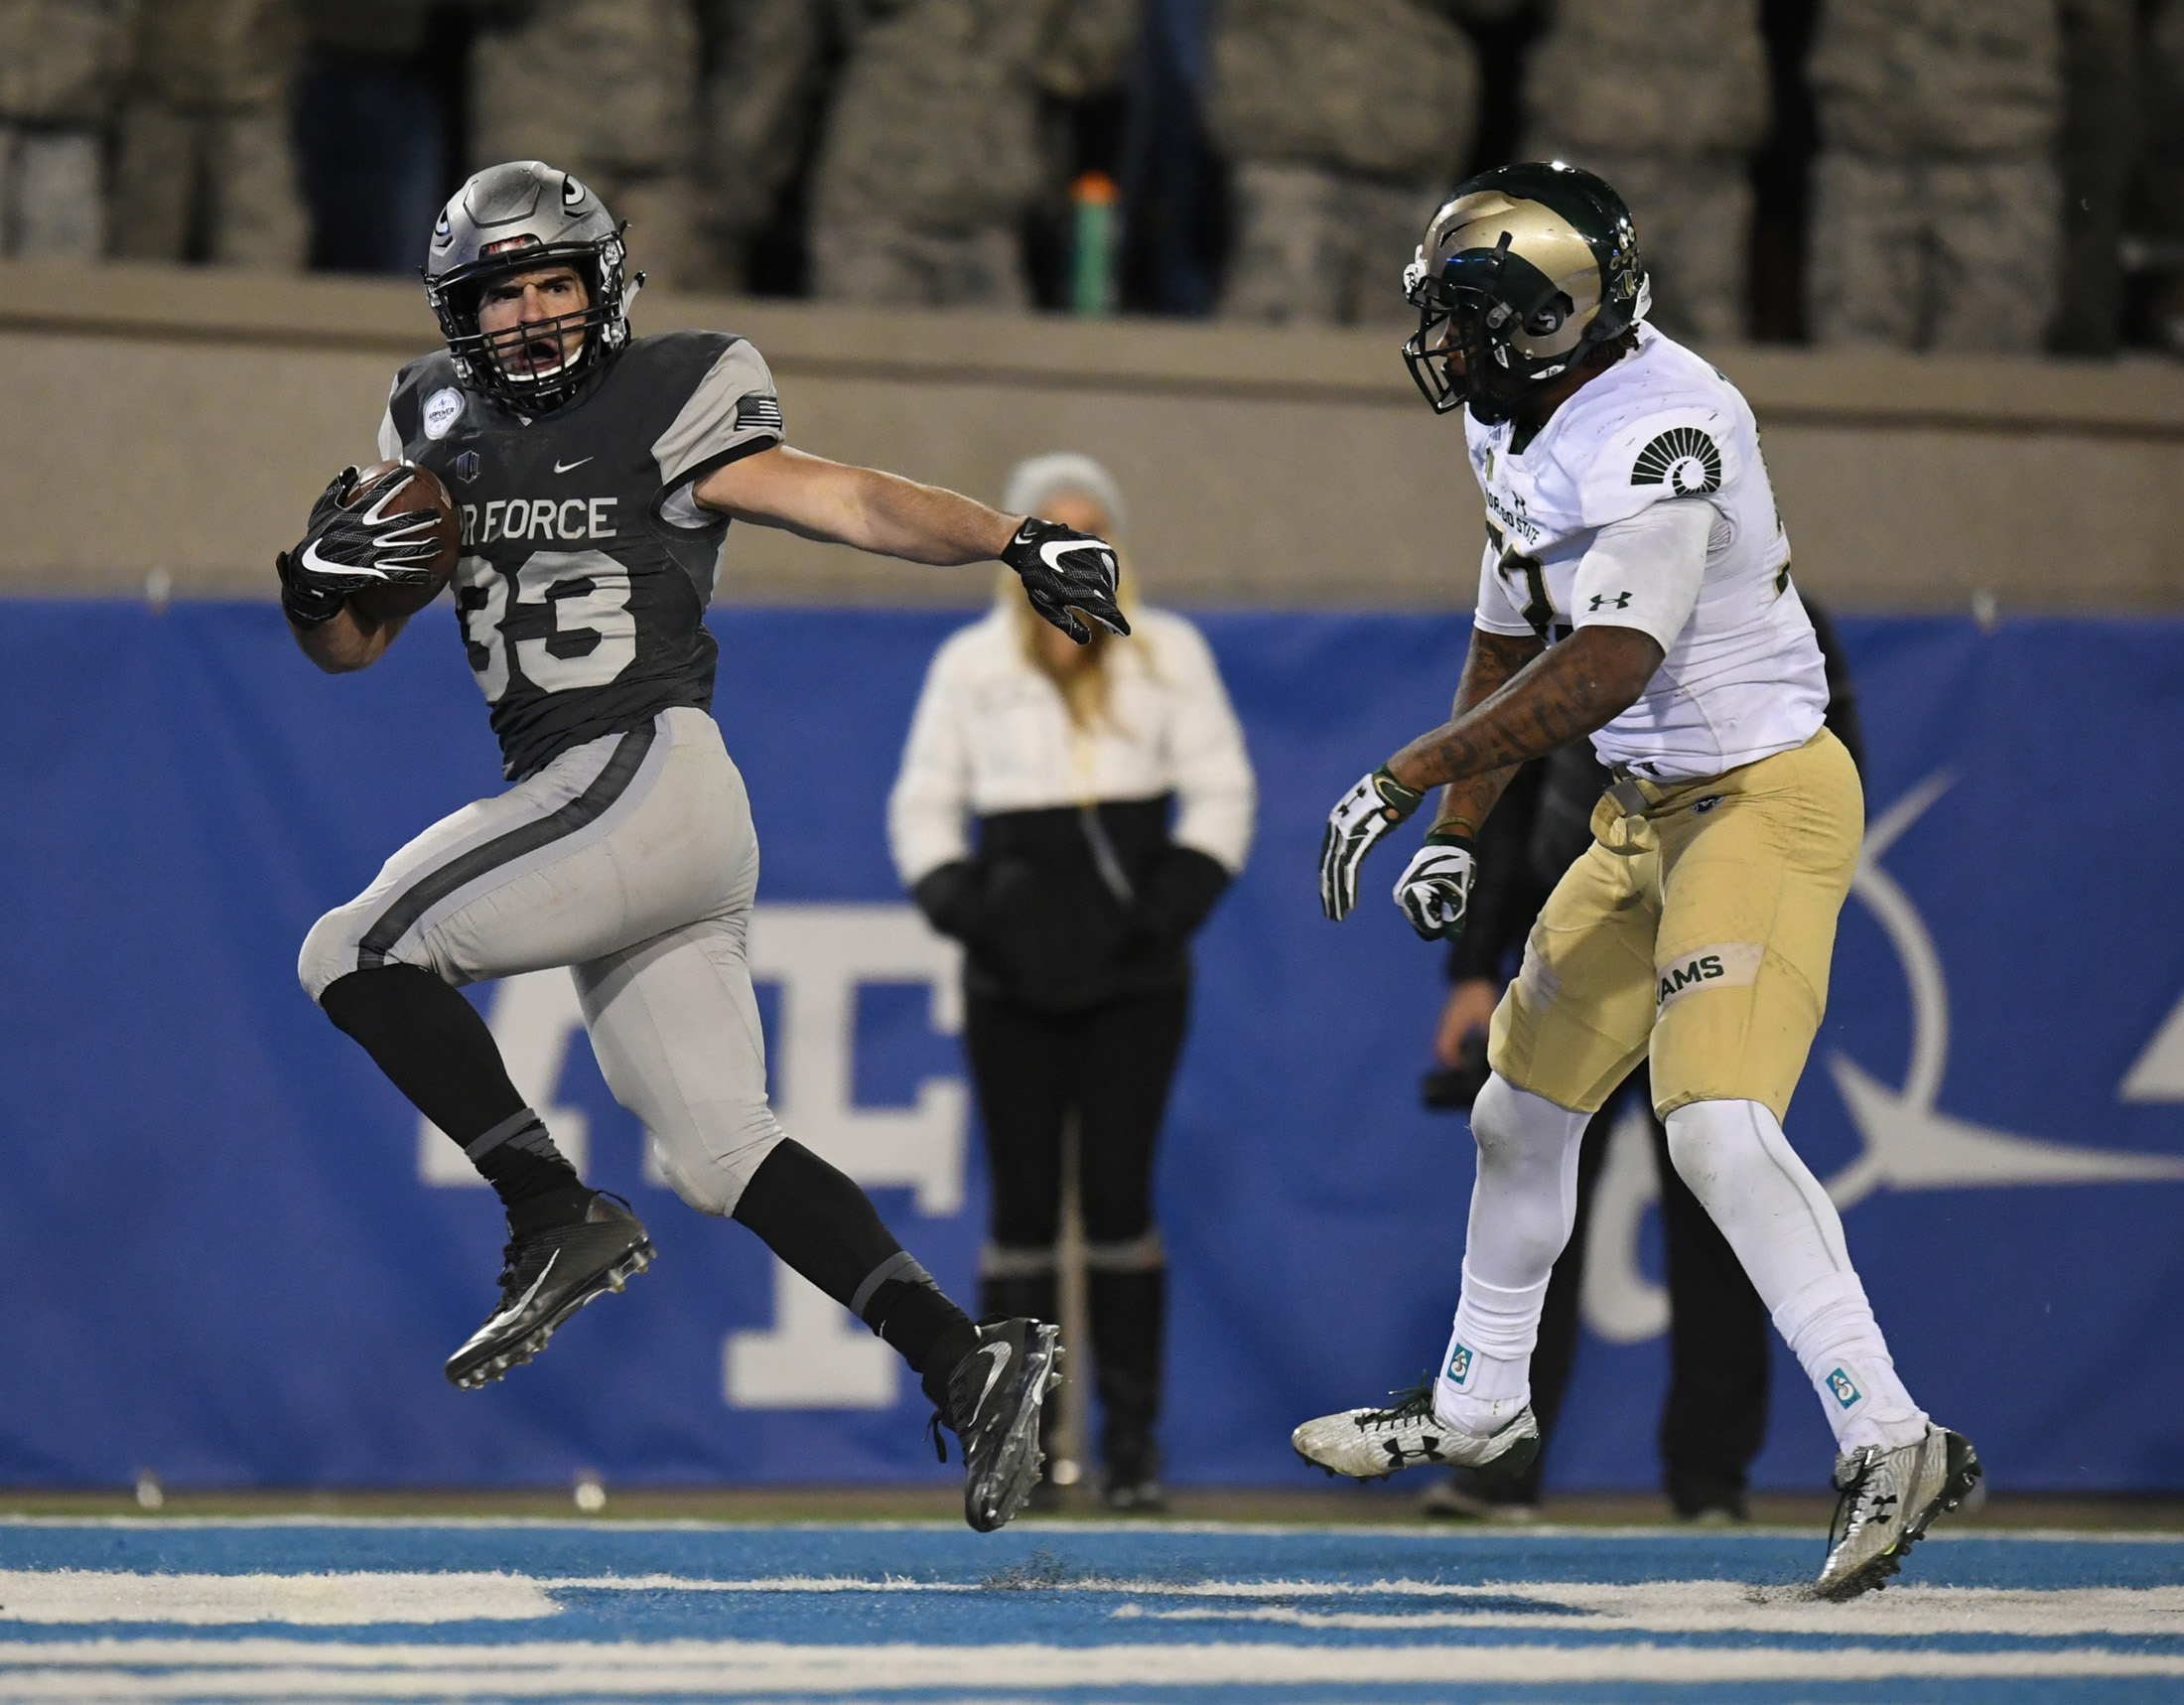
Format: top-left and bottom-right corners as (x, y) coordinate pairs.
(692, 445), (1128, 641)
(694, 445), (1016, 563)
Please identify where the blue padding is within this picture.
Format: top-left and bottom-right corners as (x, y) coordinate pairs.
(0, 604), (2178, 1491)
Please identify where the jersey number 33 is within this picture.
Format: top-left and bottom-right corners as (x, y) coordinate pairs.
(457, 552), (638, 703)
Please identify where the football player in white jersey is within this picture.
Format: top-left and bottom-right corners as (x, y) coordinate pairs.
(1293, 163), (1979, 1598)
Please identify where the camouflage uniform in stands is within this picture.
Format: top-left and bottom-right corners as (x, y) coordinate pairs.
(807, 0), (1058, 309)
(700, 0), (830, 292)
(0, 0), (130, 258)
(1807, 0), (2063, 353)
(472, 0), (708, 289)
(108, 0), (309, 269)
(1207, 0), (1517, 328)
(1522, 0), (1769, 345)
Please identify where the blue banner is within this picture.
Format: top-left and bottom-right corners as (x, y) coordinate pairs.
(1, 605), (2179, 1492)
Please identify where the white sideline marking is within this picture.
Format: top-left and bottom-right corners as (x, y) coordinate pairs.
(3, 1638), (2184, 1698)
(0, 1573), (555, 1626)
(12, 1572), (2183, 1640)
(537, 1575), (2184, 1637)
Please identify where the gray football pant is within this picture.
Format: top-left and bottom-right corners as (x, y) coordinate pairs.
(299, 708), (784, 1215)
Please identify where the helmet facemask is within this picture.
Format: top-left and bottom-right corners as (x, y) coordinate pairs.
(423, 163), (639, 417)
(1398, 162), (1651, 427)
(1403, 235), (1582, 424)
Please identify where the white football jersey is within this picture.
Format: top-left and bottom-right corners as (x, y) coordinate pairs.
(1467, 324), (1828, 781)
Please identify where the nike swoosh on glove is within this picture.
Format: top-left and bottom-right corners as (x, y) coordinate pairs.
(277, 465), (446, 627)
(1394, 834), (1476, 941)
(1000, 518), (1130, 643)
(1319, 767), (1424, 922)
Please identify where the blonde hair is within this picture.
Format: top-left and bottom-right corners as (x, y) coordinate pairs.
(996, 560), (1142, 731)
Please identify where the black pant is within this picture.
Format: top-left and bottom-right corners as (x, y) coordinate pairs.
(1489, 1066), (1772, 1513)
(963, 984), (1189, 1476)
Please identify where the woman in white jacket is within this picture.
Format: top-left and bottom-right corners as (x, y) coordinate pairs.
(888, 454), (1255, 1509)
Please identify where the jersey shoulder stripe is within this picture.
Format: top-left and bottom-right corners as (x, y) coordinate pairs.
(643, 333), (785, 499)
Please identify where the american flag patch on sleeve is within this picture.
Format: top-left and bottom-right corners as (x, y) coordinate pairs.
(736, 392), (785, 434)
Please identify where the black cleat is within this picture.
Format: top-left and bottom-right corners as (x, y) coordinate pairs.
(933, 1319), (1064, 1533)
(445, 1192), (654, 1391)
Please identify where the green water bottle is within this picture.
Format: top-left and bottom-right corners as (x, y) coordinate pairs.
(1071, 171), (1118, 317)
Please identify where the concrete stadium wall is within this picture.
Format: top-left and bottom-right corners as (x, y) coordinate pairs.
(2, 260), (2180, 612)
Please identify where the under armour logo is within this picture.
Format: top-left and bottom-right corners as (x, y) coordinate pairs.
(1588, 591), (1633, 611)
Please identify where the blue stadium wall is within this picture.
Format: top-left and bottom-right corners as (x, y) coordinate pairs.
(2, 604), (2180, 1493)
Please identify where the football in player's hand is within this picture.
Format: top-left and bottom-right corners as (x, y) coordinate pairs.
(348, 460), (461, 624)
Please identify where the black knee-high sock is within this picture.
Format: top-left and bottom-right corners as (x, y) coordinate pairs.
(320, 964), (589, 1228)
(733, 1139), (981, 1410)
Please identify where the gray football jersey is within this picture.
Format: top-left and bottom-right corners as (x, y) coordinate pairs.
(379, 331), (784, 780)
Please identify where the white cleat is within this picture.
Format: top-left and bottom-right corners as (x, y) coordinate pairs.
(1292, 1379), (1540, 1482)
(1815, 1424), (1982, 1600)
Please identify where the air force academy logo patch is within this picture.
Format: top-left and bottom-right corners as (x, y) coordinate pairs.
(1632, 426), (1721, 496)
(423, 387), (466, 440)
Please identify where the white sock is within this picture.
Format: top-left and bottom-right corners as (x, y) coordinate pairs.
(1432, 1074), (1588, 1436)
(1664, 1098), (1927, 1453)
(1773, 1272), (1929, 1453)
(1434, 1265), (1547, 1435)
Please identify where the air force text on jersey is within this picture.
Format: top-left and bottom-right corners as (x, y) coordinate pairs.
(462, 497), (619, 546)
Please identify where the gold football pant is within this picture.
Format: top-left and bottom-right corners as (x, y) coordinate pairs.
(1487, 728), (1862, 1122)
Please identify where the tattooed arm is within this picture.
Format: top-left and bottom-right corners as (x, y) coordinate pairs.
(1423, 628), (1545, 840)
(1386, 626), (1664, 795)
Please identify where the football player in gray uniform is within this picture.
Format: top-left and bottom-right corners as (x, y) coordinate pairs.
(274, 160), (1126, 1533)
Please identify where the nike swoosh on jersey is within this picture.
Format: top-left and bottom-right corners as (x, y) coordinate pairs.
(553, 457), (595, 474)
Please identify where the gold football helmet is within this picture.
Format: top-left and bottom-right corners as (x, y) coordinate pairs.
(1402, 161), (1650, 423)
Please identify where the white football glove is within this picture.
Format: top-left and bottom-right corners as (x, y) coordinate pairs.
(1394, 835), (1477, 941)
(1319, 767), (1424, 922)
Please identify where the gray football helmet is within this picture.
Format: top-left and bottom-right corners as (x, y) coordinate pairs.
(424, 161), (640, 413)
(1401, 161), (1650, 424)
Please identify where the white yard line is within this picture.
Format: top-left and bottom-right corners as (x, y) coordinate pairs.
(0, 1573), (556, 1626)
(3, 1637), (2183, 1698)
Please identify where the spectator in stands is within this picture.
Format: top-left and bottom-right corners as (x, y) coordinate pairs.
(888, 454), (1255, 1510)
(1521, 0), (1770, 345)
(700, 0), (831, 294)
(0, 0), (129, 260)
(471, 0), (709, 290)
(295, 1), (468, 276)
(108, 0), (310, 269)
(1205, 0), (1515, 327)
(1806, 0), (2063, 353)
(2050, 0), (2138, 355)
(1419, 599), (1864, 1522)
(2136, 0), (2184, 355)
(810, 1), (1120, 308)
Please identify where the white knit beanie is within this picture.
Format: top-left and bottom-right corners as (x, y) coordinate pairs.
(1003, 452), (1128, 540)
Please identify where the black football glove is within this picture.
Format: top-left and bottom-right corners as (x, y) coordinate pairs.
(275, 464), (445, 629)
(1000, 517), (1130, 644)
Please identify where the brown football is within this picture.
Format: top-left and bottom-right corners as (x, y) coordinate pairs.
(345, 460), (461, 624)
